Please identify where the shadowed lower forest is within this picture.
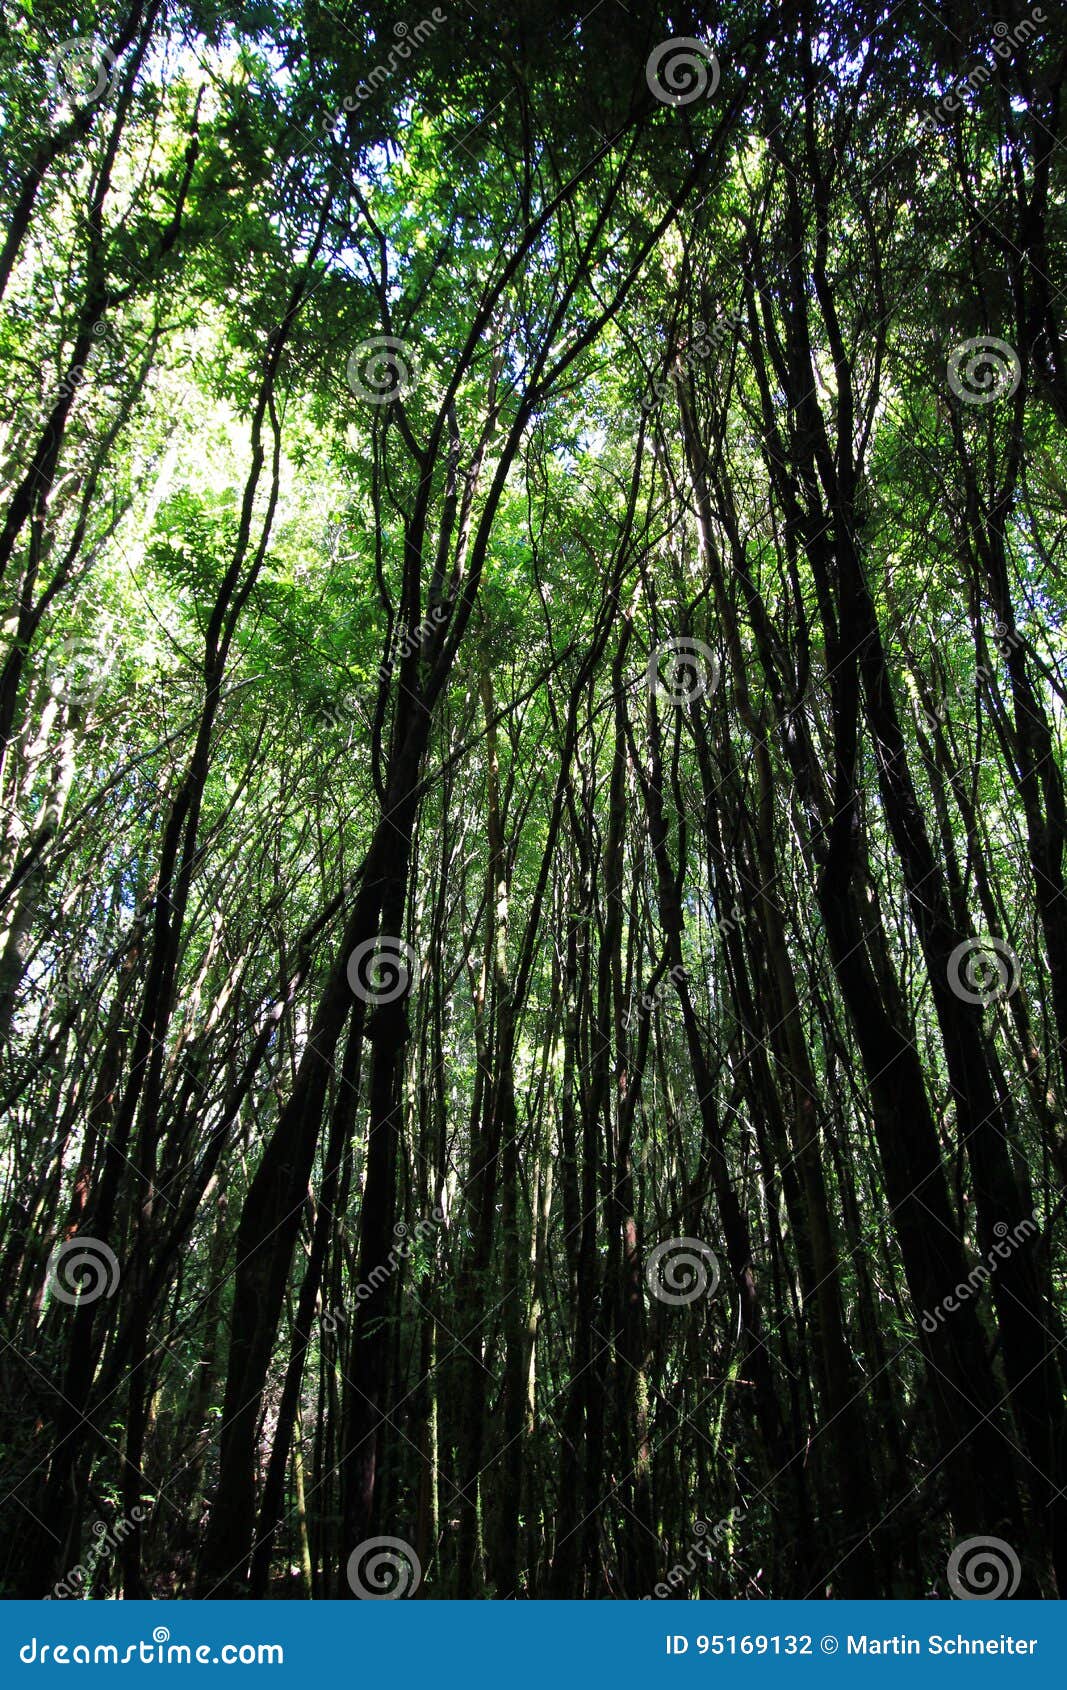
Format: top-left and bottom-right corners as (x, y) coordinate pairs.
(1, 0), (1066, 1602)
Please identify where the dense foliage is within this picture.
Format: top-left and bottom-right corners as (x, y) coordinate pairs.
(1, 0), (1065, 1600)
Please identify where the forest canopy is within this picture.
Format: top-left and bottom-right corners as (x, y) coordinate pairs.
(0, 0), (1065, 1602)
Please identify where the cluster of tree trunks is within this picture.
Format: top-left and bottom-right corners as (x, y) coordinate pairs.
(0, 0), (1064, 1600)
